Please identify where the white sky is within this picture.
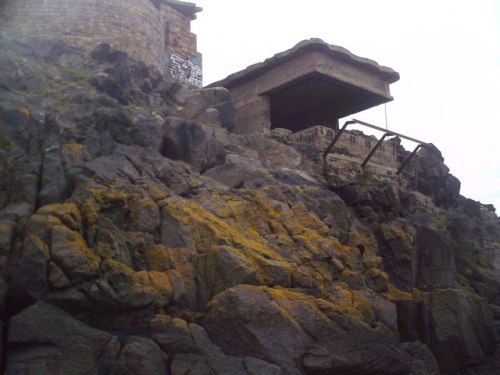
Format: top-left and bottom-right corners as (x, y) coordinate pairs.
(192, 0), (500, 211)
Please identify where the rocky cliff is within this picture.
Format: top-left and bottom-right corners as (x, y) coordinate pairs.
(0, 37), (499, 375)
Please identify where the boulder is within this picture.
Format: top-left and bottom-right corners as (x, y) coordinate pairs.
(380, 219), (417, 291)
(162, 117), (228, 172)
(416, 225), (457, 290)
(421, 289), (498, 374)
(118, 336), (168, 374)
(204, 285), (412, 375)
(6, 302), (113, 374)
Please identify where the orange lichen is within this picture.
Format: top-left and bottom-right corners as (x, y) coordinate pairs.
(37, 202), (82, 232)
(20, 105), (31, 119)
(144, 245), (174, 272)
(62, 143), (84, 160)
(387, 283), (413, 301)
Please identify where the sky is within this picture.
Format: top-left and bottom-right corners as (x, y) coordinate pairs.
(192, 0), (500, 211)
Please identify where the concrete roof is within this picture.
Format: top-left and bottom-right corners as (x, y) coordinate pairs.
(163, 0), (202, 19)
(209, 38), (399, 88)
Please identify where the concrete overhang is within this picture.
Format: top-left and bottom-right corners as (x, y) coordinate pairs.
(163, 0), (202, 19)
(264, 71), (394, 131)
(209, 39), (400, 133)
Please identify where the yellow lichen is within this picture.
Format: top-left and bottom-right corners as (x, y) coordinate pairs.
(351, 290), (375, 322)
(144, 244), (174, 272)
(20, 105), (31, 119)
(37, 202), (82, 231)
(62, 143), (84, 160)
(387, 283), (413, 301)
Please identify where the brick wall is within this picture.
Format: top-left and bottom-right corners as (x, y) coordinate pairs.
(161, 4), (202, 86)
(0, 0), (202, 85)
(0, 0), (163, 73)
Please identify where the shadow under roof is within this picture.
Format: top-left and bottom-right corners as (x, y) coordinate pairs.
(209, 39), (400, 133)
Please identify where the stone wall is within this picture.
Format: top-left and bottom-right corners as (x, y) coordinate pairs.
(292, 126), (397, 168)
(291, 126), (398, 186)
(0, 0), (165, 71)
(161, 4), (202, 86)
(0, 0), (202, 85)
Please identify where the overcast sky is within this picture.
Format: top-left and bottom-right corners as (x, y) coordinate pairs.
(192, 0), (500, 211)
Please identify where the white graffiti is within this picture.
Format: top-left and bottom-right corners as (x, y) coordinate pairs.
(165, 53), (202, 87)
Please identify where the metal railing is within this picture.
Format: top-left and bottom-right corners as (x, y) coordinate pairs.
(322, 118), (428, 175)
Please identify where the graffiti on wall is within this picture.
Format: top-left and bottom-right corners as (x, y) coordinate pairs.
(165, 53), (202, 87)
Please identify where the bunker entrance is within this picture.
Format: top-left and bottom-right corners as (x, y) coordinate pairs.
(266, 73), (389, 133)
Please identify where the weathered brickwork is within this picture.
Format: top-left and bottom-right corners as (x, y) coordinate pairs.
(0, 0), (202, 85)
(161, 5), (202, 86)
(292, 126), (398, 169)
(291, 126), (398, 187)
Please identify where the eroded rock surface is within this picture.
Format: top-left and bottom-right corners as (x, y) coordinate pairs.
(0, 37), (499, 375)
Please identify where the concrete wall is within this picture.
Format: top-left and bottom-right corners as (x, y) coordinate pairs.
(226, 51), (392, 134)
(227, 53), (319, 133)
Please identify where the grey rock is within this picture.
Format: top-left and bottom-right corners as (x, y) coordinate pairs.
(416, 225), (457, 290)
(380, 219), (418, 291)
(196, 87), (235, 131)
(181, 92), (208, 119)
(39, 147), (68, 206)
(0, 219), (15, 256)
(203, 154), (273, 189)
(401, 341), (440, 375)
(244, 357), (282, 375)
(421, 289), (498, 374)
(204, 285), (409, 375)
(118, 336), (168, 374)
(162, 117), (227, 172)
(6, 302), (112, 375)
(151, 317), (202, 354)
(50, 224), (100, 283)
(196, 87), (231, 105)
(85, 153), (141, 182)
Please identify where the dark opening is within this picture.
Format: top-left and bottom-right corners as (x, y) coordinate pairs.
(267, 73), (389, 133)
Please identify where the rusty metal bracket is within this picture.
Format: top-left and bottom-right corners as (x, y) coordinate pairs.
(322, 120), (356, 158)
(397, 144), (424, 175)
(361, 132), (394, 168)
(351, 118), (427, 145)
(322, 118), (429, 175)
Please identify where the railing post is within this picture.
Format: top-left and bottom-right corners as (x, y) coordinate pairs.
(322, 120), (356, 159)
(397, 144), (424, 175)
(321, 118), (429, 181)
(361, 132), (393, 168)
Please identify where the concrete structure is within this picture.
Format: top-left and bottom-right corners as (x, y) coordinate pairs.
(293, 126), (398, 170)
(0, 0), (202, 86)
(268, 124), (401, 187)
(211, 39), (399, 134)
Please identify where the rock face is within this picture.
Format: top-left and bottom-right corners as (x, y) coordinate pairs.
(0, 37), (499, 375)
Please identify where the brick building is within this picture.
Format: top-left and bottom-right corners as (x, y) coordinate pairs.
(0, 0), (202, 86)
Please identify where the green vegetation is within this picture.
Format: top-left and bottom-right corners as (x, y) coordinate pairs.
(428, 213), (447, 230)
(0, 121), (12, 151)
(0, 133), (12, 150)
(357, 175), (377, 190)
